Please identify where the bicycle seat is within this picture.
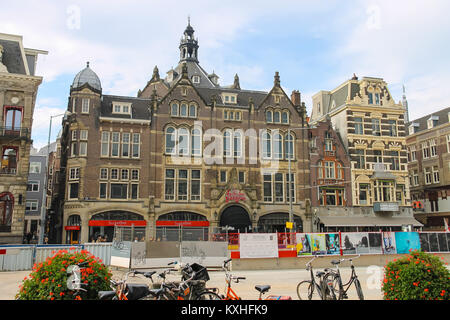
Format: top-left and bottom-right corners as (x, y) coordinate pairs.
(126, 284), (151, 300)
(315, 271), (325, 278)
(331, 260), (340, 265)
(98, 291), (116, 300)
(255, 285), (271, 294)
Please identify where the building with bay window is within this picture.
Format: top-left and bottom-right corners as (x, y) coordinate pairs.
(59, 22), (311, 243)
(309, 75), (422, 231)
(0, 33), (47, 244)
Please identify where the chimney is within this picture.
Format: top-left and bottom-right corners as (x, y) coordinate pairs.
(291, 90), (301, 107)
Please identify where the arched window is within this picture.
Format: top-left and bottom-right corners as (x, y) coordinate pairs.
(273, 133), (283, 159)
(223, 130), (232, 157)
(171, 103), (179, 116)
(178, 128), (189, 155)
(318, 161), (324, 179)
(262, 131), (272, 159)
(189, 104), (197, 118)
(68, 215), (81, 226)
(233, 131), (242, 157)
(1, 147), (18, 174)
(266, 110), (273, 123)
(180, 103), (188, 117)
(284, 133), (294, 159)
(191, 128), (202, 156)
(282, 111), (289, 124)
(274, 111), (281, 123)
(165, 127), (176, 154)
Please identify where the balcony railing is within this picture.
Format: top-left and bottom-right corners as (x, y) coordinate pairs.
(0, 167), (17, 175)
(0, 127), (31, 139)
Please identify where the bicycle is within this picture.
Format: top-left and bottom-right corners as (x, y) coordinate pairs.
(98, 270), (157, 300)
(151, 269), (221, 300)
(254, 285), (292, 300)
(220, 258), (246, 300)
(296, 255), (330, 300)
(322, 255), (364, 300)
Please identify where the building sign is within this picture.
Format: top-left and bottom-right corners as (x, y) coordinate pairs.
(374, 202), (399, 212)
(225, 190), (246, 203)
(64, 226), (81, 231)
(88, 220), (147, 227)
(155, 221), (210, 227)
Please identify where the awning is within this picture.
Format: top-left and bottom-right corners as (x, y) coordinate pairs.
(318, 216), (423, 227)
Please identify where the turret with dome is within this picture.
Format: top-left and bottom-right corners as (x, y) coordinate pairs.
(71, 62), (102, 92)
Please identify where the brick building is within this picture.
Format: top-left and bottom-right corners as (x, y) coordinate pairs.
(0, 33), (47, 244)
(60, 22), (311, 244)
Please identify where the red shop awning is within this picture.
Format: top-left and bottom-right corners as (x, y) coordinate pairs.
(89, 220), (147, 227)
(156, 220), (210, 227)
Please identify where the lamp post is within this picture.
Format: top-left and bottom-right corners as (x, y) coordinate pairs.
(38, 112), (68, 245)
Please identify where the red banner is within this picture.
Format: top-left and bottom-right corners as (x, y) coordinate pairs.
(88, 220), (147, 227)
(65, 226), (81, 231)
(156, 220), (210, 227)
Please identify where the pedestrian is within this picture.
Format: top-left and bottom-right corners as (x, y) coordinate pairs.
(26, 232), (32, 244)
(134, 237), (138, 242)
(44, 236), (49, 244)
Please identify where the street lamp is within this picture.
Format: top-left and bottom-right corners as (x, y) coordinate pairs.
(38, 111), (70, 245)
(287, 126), (309, 232)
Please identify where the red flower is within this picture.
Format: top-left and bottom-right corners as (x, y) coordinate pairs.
(60, 292), (65, 296)
(424, 289), (429, 293)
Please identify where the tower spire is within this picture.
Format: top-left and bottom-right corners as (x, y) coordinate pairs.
(402, 84), (409, 123)
(179, 18), (199, 63)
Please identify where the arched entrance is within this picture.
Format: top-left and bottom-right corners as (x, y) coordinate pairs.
(0, 192), (14, 232)
(257, 212), (303, 233)
(156, 212), (209, 241)
(220, 205), (252, 233)
(88, 211), (146, 242)
(65, 215), (81, 244)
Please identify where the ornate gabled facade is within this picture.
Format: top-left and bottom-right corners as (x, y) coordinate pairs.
(0, 33), (47, 244)
(60, 22), (311, 244)
(310, 75), (422, 231)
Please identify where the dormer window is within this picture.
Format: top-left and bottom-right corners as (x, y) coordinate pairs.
(112, 102), (132, 115)
(427, 116), (439, 129)
(409, 123), (420, 135)
(222, 93), (238, 105)
(192, 75), (200, 84)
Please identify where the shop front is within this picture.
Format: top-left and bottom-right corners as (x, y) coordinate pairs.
(88, 211), (146, 242)
(65, 215), (81, 244)
(257, 212), (303, 233)
(156, 212), (209, 241)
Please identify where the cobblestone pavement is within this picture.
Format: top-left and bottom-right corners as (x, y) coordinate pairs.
(0, 266), (385, 300)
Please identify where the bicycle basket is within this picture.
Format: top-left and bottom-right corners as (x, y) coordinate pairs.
(188, 263), (210, 281)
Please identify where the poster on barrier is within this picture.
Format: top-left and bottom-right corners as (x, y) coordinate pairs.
(325, 233), (340, 255)
(239, 233), (278, 259)
(394, 232), (421, 254)
(368, 233), (383, 254)
(419, 233), (450, 253)
(382, 232), (397, 254)
(341, 233), (370, 255)
(307, 234), (327, 255)
(296, 233), (311, 256)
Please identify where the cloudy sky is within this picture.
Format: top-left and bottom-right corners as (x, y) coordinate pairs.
(2, 0), (450, 149)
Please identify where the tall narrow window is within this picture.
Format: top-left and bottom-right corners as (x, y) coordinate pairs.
(425, 168), (432, 185)
(165, 169), (175, 200)
(432, 166), (440, 184)
(263, 174), (273, 202)
(171, 103), (178, 116)
(430, 139), (437, 157)
(121, 133), (130, 157)
(180, 103), (188, 117)
(223, 130), (232, 157)
(191, 170), (201, 201)
(422, 142), (430, 159)
(359, 184), (369, 205)
(266, 110), (273, 123)
(81, 99), (90, 113)
(132, 133), (140, 158)
(79, 142), (87, 156)
(284, 133), (294, 160)
(273, 133), (283, 160)
(101, 132), (110, 157)
(375, 93), (380, 105)
(189, 104), (196, 118)
(388, 120), (397, 137)
(355, 149), (365, 169)
(131, 184), (139, 199)
(178, 169), (188, 201)
(99, 183), (107, 199)
(178, 128), (189, 156)
(354, 118), (363, 135)
(372, 119), (381, 136)
(191, 128), (201, 156)
(233, 131), (242, 157)
(285, 173), (295, 203)
(325, 161), (335, 179)
(275, 173), (284, 202)
(1, 147), (18, 174)
(262, 132), (271, 159)
(165, 127), (176, 154)
(281, 111), (289, 124)
(111, 132), (120, 157)
(274, 111), (281, 123)
(368, 93), (373, 104)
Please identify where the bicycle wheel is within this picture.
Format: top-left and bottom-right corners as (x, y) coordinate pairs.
(296, 280), (318, 300)
(322, 273), (340, 300)
(196, 291), (222, 300)
(354, 279), (364, 300)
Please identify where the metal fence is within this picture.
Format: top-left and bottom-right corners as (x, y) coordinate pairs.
(0, 243), (112, 271)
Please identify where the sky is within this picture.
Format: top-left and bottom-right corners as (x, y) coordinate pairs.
(1, 0), (450, 150)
